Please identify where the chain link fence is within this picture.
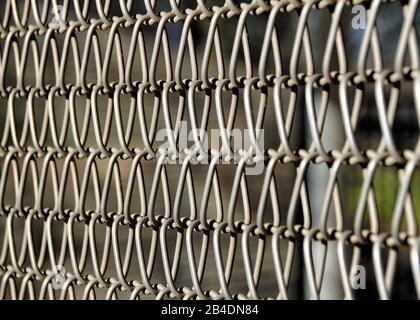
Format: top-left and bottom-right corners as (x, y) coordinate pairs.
(0, 0), (419, 300)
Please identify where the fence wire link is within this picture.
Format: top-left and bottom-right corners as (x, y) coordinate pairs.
(0, 0), (419, 300)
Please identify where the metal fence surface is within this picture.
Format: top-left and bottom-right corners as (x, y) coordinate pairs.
(0, 0), (419, 300)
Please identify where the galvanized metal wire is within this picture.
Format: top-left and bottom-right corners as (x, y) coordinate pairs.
(0, 0), (419, 300)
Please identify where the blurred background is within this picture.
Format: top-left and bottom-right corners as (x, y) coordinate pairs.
(0, 0), (419, 299)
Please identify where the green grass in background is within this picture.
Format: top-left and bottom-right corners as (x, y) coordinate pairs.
(344, 166), (420, 232)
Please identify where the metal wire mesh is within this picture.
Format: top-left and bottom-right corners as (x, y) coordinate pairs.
(0, 0), (419, 300)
